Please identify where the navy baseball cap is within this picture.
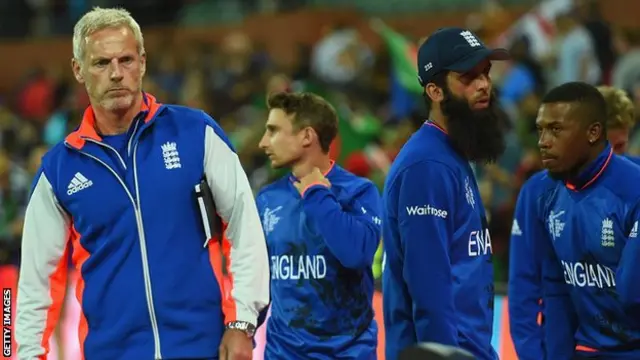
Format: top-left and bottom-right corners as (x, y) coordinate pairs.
(417, 27), (510, 87)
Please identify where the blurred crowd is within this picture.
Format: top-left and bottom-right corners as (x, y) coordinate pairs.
(1, 0), (640, 285)
(0, 0), (310, 39)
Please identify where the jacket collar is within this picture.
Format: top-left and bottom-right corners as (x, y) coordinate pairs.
(65, 92), (161, 150)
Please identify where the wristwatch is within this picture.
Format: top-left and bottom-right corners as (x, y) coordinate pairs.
(225, 321), (256, 337)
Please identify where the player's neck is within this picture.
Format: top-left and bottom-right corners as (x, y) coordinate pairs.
(92, 94), (143, 136)
(587, 141), (607, 164)
(573, 142), (607, 179)
(291, 153), (332, 179)
(429, 110), (448, 133)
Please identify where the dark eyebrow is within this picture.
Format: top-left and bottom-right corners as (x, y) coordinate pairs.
(536, 119), (563, 127)
(265, 124), (278, 131)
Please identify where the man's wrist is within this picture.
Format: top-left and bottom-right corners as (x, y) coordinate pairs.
(225, 321), (256, 337)
(300, 182), (330, 198)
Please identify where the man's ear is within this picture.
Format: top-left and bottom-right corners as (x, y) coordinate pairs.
(140, 52), (147, 77)
(300, 126), (316, 148)
(71, 58), (84, 84)
(587, 122), (603, 144)
(425, 83), (444, 103)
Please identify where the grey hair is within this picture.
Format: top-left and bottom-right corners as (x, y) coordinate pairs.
(72, 7), (144, 64)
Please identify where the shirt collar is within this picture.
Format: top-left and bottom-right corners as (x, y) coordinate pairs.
(424, 120), (448, 136)
(565, 143), (613, 191)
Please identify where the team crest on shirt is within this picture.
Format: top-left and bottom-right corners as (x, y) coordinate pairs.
(464, 177), (475, 209)
(262, 206), (283, 235)
(161, 141), (182, 169)
(601, 218), (615, 247)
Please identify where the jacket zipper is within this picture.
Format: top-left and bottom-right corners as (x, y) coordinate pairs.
(70, 138), (163, 359)
(132, 140), (163, 359)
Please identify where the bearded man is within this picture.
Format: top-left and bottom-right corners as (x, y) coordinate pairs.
(380, 27), (510, 360)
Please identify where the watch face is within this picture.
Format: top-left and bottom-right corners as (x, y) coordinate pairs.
(227, 321), (256, 336)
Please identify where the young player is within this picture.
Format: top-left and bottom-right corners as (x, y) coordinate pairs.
(508, 84), (638, 359)
(256, 92), (382, 359)
(511, 82), (640, 359)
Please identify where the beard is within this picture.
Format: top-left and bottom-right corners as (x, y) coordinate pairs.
(439, 87), (507, 163)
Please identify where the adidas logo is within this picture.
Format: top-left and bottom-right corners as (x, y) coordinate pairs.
(67, 172), (93, 195)
(630, 221), (638, 238)
(511, 219), (522, 236)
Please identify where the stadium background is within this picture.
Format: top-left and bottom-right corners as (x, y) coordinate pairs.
(0, 0), (639, 358)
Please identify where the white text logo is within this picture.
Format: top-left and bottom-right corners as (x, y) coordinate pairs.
(67, 172), (93, 195)
(271, 255), (327, 280)
(3, 288), (11, 357)
(561, 261), (616, 289)
(405, 205), (448, 218)
(468, 228), (493, 257)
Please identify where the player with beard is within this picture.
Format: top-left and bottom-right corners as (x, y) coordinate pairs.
(256, 92), (382, 359)
(380, 27), (509, 360)
(511, 82), (640, 359)
(508, 84), (639, 360)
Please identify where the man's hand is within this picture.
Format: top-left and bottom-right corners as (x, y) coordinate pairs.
(293, 167), (331, 195)
(219, 329), (253, 360)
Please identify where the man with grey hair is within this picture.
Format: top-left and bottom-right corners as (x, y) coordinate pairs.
(15, 7), (269, 360)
